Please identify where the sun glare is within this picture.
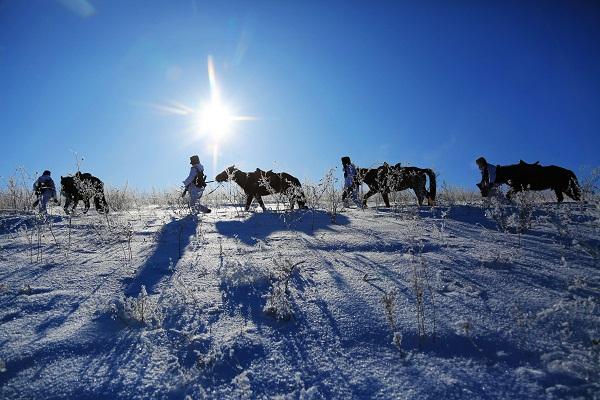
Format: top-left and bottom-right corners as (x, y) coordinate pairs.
(148, 55), (256, 172)
(198, 101), (234, 141)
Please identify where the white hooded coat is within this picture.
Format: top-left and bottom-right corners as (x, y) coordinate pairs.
(343, 163), (361, 206)
(183, 163), (209, 213)
(33, 175), (57, 214)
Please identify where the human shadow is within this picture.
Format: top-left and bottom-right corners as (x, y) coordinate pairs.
(215, 210), (350, 245)
(0, 212), (63, 235)
(123, 215), (199, 295)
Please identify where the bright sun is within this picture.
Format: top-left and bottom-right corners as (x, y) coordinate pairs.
(198, 101), (234, 141)
(149, 55), (255, 171)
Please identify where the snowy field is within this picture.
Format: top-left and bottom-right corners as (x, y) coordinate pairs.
(0, 194), (599, 399)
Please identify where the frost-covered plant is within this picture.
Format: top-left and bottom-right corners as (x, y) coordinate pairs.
(113, 285), (162, 328)
(484, 192), (511, 232)
(438, 181), (480, 206)
(409, 247), (437, 341)
(264, 258), (303, 320)
(304, 172), (336, 230)
(509, 189), (542, 236)
(454, 319), (481, 352)
(579, 166), (600, 201)
(220, 260), (269, 290)
(0, 167), (34, 211)
(551, 202), (573, 247)
(19, 284), (32, 295)
(231, 370), (253, 399)
(321, 169), (341, 223)
(382, 290), (404, 354)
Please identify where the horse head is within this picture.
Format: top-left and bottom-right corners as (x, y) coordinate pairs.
(215, 165), (239, 182)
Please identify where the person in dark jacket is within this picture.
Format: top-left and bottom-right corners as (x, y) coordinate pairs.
(33, 170), (58, 214)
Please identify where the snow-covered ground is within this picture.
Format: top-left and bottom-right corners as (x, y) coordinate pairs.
(0, 199), (599, 399)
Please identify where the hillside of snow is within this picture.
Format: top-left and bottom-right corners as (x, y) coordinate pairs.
(0, 198), (599, 399)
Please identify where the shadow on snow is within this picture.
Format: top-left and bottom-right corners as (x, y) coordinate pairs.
(215, 210), (350, 245)
(123, 215), (199, 295)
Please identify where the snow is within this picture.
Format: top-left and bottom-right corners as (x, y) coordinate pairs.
(0, 199), (599, 399)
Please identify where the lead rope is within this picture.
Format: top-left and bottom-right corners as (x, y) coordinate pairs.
(204, 182), (223, 196)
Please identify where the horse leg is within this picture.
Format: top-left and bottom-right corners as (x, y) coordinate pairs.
(71, 199), (79, 214)
(83, 197), (90, 214)
(63, 196), (71, 214)
(245, 195), (254, 211)
(382, 192), (391, 207)
(101, 194), (109, 213)
(297, 195), (307, 209)
(554, 189), (564, 203)
(94, 196), (106, 213)
(363, 189), (377, 207)
(341, 187), (349, 202)
(506, 188), (517, 202)
(413, 188), (423, 206)
(71, 196), (80, 214)
(565, 181), (581, 201)
(256, 196), (267, 212)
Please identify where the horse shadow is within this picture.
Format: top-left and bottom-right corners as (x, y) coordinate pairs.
(444, 204), (498, 230)
(215, 210), (350, 245)
(123, 215), (199, 295)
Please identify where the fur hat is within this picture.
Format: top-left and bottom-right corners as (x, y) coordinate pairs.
(43, 170), (51, 176)
(341, 156), (351, 165)
(190, 155), (200, 165)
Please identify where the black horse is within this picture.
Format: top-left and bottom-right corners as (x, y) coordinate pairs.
(60, 172), (109, 214)
(489, 160), (581, 202)
(215, 166), (307, 211)
(359, 163), (436, 207)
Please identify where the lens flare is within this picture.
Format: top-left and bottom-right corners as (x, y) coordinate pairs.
(198, 101), (234, 140)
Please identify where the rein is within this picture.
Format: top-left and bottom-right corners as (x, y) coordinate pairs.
(204, 182), (223, 196)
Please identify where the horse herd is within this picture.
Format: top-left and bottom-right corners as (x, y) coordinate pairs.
(60, 159), (582, 215)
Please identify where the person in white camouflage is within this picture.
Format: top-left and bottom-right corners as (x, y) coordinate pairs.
(182, 155), (211, 214)
(33, 170), (58, 215)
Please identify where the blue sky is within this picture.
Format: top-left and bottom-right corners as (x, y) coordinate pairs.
(1, 0), (599, 190)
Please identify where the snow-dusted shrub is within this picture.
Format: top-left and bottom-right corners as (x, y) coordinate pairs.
(506, 190), (539, 235)
(454, 319), (483, 352)
(382, 290), (404, 354)
(321, 169), (342, 223)
(438, 182), (480, 206)
(264, 258), (303, 320)
(19, 284), (32, 295)
(484, 191), (511, 232)
(579, 166), (600, 201)
(409, 249), (437, 341)
(454, 319), (474, 337)
(112, 285), (162, 328)
(220, 261), (270, 290)
(303, 176), (331, 230)
(0, 167), (34, 212)
(231, 370), (253, 399)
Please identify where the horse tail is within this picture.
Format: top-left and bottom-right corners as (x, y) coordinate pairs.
(568, 171), (582, 201)
(423, 168), (436, 204)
